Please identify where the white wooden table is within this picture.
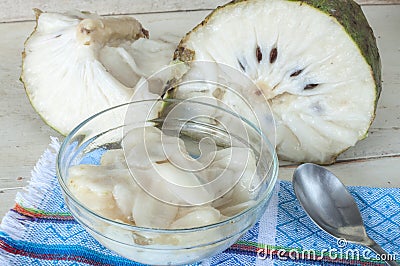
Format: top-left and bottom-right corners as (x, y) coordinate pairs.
(0, 1), (399, 221)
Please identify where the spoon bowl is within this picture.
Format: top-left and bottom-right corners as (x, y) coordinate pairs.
(293, 163), (398, 266)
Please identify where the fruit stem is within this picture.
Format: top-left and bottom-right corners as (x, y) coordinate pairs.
(77, 17), (148, 46)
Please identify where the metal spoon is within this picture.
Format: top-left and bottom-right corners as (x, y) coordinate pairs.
(293, 163), (398, 266)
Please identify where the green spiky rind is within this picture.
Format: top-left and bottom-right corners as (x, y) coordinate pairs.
(286, 0), (381, 146)
(287, 0), (381, 107)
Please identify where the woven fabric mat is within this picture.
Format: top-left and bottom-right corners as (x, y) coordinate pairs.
(0, 138), (399, 265)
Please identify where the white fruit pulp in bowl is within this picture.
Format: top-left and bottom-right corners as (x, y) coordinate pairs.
(57, 100), (278, 265)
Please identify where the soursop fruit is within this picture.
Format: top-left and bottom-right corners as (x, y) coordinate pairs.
(21, 9), (174, 135)
(171, 0), (381, 164)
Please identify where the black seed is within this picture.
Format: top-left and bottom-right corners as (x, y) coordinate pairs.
(269, 48), (278, 64)
(304, 84), (319, 90)
(55, 34), (61, 38)
(290, 69), (303, 77)
(256, 46), (262, 63)
(141, 28), (149, 38)
(238, 60), (245, 71)
(155, 159), (169, 164)
(81, 27), (91, 34)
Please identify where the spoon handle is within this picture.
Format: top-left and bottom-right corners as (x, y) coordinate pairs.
(367, 240), (399, 266)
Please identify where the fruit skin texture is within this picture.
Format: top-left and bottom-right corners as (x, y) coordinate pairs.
(288, 0), (381, 104)
(173, 0), (381, 164)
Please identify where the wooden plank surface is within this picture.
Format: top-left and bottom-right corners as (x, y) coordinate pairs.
(361, 0), (400, 4)
(0, 6), (399, 221)
(279, 156), (400, 187)
(0, 0), (398, 23)
(0, 0), (225, 23)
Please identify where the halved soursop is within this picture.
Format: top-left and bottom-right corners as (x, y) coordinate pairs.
(172, 0), (381, 164)
(21, 9), (175, 135)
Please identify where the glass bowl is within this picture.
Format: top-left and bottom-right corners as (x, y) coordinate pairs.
(57, 99), (278, 265)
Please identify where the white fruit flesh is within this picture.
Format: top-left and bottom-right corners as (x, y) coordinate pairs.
(68, 165), (136, 222)
(170, 206), (221, 229)
(67, 127), (261, 230)
(22, 10), (174, 135)
(175, 0), (376, 163)
(132, 187), (179, 228)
